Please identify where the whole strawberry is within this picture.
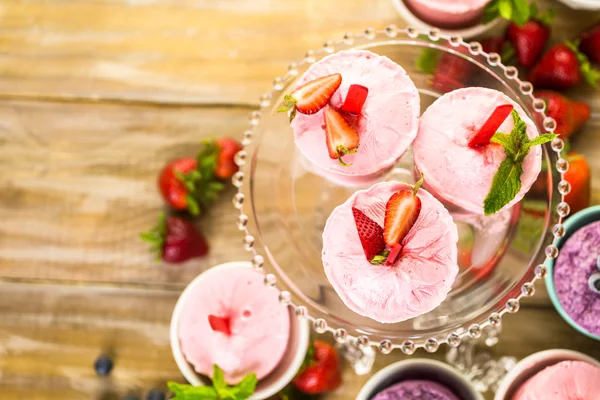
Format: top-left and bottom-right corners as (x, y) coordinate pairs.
(564, 153), (591, 215)
(579, 22), (600, 64)
(293, 341), (341, 394)
(141, 214), (209, 263)
(529, 42), (600, 90)
(505, 5), (554, 68)
(534, 90), (590, 139)
(214, 137), (242, 180)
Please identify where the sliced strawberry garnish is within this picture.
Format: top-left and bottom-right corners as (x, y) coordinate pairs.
(340, 84), (369, 115)
(352, 207), (386, 263)
(383, 177), (424, 265)
(208, 314), (231, 335)
(468, 104), (514, 148)
(324, 106), (360, 166)
(278, 73), (342, 121)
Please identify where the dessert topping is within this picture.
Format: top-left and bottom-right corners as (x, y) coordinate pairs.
(169, 365), (257, 400)
(468, 104), (514, 148)
(293, 340), (342, 394)
(383, 175), (424, 265)
(352, 207), (387, 264)
(140, 214), (209, 263)
(324, 106), (360, 166)
(208, 314), (231, 335)
(484, 110), (556, 215)
(278, 73), (342, 122)
(340, 84), (369, 115)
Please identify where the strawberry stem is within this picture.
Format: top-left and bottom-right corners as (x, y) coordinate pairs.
(412, 173), (424, 196)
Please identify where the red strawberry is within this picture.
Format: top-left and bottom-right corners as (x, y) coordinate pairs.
(140, 214), (209, 264)
(579, 22), (600, 64)
(564, 153), (591, 215)
(481, 37), (507, 54)
(383, 178), (424, 264)
(293, 341), (341, 394)
(208, 315), (231, 335)
(529, 43), (600, 90)
(340, 84), (369, 115)
(278, 73), (342, 121)
(324, 106), (360, 166)
(352, 207), (385, 263)
(468, 104), (514, 148)
(214, 137), (242, 180)
(159, 158), (198, 212)
(432, 46), (474, 93)
(506, 20), (551, 68)
(534, 90), (590, 139)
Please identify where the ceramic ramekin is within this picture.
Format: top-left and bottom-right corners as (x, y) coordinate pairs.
(545, 205), (600, 341)
(494, 349), (600, 399)
(170, 261), (310, 400)
(356, 358), (483, 400)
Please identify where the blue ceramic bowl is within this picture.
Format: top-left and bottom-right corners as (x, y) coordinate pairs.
(545, 205), (600, 341)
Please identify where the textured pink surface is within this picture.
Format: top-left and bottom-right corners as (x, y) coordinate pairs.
(413, 87), (542, 216)
(404, 0), (490, 29)
(291, 50), (420, 186)
(322, 181), (459, 323)
(178, 267), (290, 384)
(513, 361), (600, 400)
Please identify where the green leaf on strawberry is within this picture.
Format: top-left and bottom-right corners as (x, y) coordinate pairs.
(416, 48), (440, 75)
(140, 213), (167, 260)
(483, 110), (557, 215)
(565, 41), (600, 88)
(483, 0), (530, 26)
(168, 365), (257, 400)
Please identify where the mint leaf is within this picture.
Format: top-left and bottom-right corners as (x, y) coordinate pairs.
(482, 0), (499, 24)
(511, 0), (530, 26)
(232, 373), (258, 399)
(483, 0), (530, 26)
(484, 158), (523, 215)
(498, 0), (513, 21)
(168, 382), (218, 400)
(416, 48), (439, 75)
(526, 133), (557, 148)
(212, 365), (226, 391)
(501, 42), (516, 64)
(537, 8), (556, 26)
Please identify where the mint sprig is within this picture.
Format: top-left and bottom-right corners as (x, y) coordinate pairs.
(483, 0), (530, 26)
(168, 365), (257, 400)
(483, 110), (557, 215)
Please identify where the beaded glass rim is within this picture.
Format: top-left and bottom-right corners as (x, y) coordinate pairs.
(229, 26), (571, 354)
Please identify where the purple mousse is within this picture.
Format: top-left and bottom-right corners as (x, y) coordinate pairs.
(554, 220), (600, 337)
(371, 380), (460, 400)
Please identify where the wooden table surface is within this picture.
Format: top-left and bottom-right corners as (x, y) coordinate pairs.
(1, 1), (599, 399)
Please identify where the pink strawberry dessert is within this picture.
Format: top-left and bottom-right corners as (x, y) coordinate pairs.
(413, 87), (555, 216)
(322, 180), (459, 323)
(404, 0), (491, 29)
(281, 50), (420, 186)
(177, 265), (290, 384)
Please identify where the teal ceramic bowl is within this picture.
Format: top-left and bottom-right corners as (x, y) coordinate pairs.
(545, 205), (600, 341)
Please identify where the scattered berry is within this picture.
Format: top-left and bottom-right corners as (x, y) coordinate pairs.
(140, 214), (209, 264)
(340, 84), (369, 115)
(534, 90), (590, 139)
(293, 341), (341, 394)
(278, 73), (342, 121)
(432, 47), (474, 93)
(529, 42), (600, 90)
(579, 22), (600, 64)
(506, 5), (554, 68)
(146, 389), (166, 400)
(323, 106), (360, 166)
(158, 158), (198, 213)
(94, 355), (114, 377)
(214, 137), (242, 180)
(468, 104), (514, 148)
(352, 207), (386, 263)
(564, 153), (591, 215)
(383, 177), (424, 264)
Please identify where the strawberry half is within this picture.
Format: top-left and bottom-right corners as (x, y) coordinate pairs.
(383, 177), (424, 264)
(352, 207), (386, 264)
(278, 73), (342, 121)
(340, 84), (369, 115)
(468, 104), (514, 148)
(324, 106), (360, 166)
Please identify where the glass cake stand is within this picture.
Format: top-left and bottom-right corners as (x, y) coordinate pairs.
(231, 27), (571, 366)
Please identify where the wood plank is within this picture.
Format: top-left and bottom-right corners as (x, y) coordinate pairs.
(0, 282), (597, 399)
(0, 0), (597, 105)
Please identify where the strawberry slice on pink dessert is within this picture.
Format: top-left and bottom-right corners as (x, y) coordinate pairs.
(322, 181), (459, 324)
(287, 49), (420, 187)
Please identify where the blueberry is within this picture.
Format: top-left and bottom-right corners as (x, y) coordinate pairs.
(146, 389), (165, 400)
(94, 355), (114, 376)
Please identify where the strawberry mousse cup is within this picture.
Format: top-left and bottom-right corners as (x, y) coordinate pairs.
(322, 180), (459, 323)
(170, 261), (310, 399)
(413, 87), (554, 217)
(494, 349), (600, 400)
(404, 0), (490, 29)
(284, 49), (420, 187)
